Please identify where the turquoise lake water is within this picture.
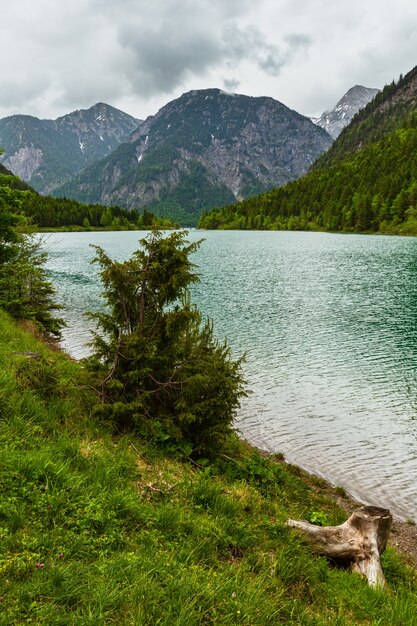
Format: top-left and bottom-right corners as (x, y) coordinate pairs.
(43, 230), (417, 520)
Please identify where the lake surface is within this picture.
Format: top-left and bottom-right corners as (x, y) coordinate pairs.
(43, 230), (417, 521)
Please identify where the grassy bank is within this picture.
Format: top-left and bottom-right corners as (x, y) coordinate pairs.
(1, 310), (417, 625)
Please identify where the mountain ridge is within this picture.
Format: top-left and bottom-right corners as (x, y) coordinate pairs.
(198, 65), (417, 235)
(0, 103), (141, 194)
(55, 88), (332, 225)
(312, 85), (379, 139)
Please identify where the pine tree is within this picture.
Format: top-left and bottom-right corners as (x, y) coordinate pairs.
(85, 229), (246, 453)
(0, 201), (64, 337)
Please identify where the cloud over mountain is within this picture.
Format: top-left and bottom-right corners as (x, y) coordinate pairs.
(0, 0), (416, 121)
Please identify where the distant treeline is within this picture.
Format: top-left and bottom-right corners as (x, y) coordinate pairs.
(0, 165), (176, 230)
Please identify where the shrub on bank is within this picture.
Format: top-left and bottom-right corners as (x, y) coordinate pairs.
(85, 230), (246, 454)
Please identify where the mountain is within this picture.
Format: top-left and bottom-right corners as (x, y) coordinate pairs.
(198, 66), (417, 235)
(0, 162), (34, 191)
(0, 155), (176, 230)
(55, 88), (333, 225)
(0, 103), (141, 194)
(311, 85), (379, 139)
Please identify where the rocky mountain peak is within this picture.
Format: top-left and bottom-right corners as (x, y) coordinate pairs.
(312, 85), (379, 139)
(54, 103), (142, 160)
(56, 87), (333, 225)
(0, 103), (141, 193)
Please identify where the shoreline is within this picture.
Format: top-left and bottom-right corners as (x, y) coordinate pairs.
(57, 334), (417, 570)
(39, 226), (417, 237)
(56, 335), (417, 569)
(12, 319), (417, 572)
(252, 443), (417, 569)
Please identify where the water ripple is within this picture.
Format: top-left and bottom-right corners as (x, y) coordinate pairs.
(42, 230), (417, 521)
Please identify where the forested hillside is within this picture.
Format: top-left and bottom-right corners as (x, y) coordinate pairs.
(0, 163), (175, 230)
(199, 66), (417, 235)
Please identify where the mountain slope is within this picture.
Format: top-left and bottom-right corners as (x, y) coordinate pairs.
(199, 66), (417, 235)
(314, 70), (417, 168)
(0, 155), (175, 230)
(0, 162), (34, 191)
(312, 85), (379, 139)
(0, 103), (141, 194)
(56, 88), (333, 225)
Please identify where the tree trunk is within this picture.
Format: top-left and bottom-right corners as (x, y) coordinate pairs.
(286, 506), (392, 588)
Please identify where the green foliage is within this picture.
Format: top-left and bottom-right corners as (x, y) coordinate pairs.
(314, 68), (417, 171)
(0, 245), (64, 336)
(20, 190), (177, 231)
(0, 162), (177, 231)
(0, 202), (64, 337)
(85, 230), (246, 453)
(199, 68), (417, 236)
(307, 511), (330, 526)
(1, 310), (417, 624)
(0, 200), (20, 264)
(143, 157), (236, 226)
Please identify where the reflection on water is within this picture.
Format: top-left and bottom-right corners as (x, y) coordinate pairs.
(43, 230), (417, 520)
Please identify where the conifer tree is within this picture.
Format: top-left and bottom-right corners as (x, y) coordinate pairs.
(85, 229), (246, 453)
(0, 197), (64, 337)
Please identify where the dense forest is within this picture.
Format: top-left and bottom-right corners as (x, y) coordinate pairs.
(0, 163), (176, 230)
(199, 67), (417, 235)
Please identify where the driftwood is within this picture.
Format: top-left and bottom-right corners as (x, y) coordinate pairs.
(286, 506), (392, 588)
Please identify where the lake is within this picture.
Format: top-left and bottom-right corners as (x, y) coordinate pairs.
(43, 229), (417, 521)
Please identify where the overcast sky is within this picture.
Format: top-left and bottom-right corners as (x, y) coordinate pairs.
(1, 0), (416, 121)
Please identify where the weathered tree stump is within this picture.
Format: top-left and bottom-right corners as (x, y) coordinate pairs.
(286, 506), (392, 588)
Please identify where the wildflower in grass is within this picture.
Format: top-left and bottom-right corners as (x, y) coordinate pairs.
(58, 553), (64, 559)
(35, 563), (45, 569)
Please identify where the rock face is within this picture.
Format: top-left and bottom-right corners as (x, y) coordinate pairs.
(56, 88), (332, 225)
(312, 85), (379, 139)
(0, 103), (141, 193)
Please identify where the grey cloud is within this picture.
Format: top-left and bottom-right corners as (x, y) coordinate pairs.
(0, 76), (51, 111)
(0, 0), (314, 118)
(119, 14), (310, 99)
(1, 0), (415, 122)
(93, 0), (254, 22)
(224, 25), (312, 77)
(120, 26), (224, 94)
(284, 33), (312, 49)
(258, 33), (312, 75)
(115, 4), (249, 96)
(223, 78), (241, 91)
(256, 42), (288, 76)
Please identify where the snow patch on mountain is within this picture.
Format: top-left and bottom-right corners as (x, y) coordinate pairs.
(312, 85), (380, 139)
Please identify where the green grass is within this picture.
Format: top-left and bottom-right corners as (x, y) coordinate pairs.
(0, 310), (416, 625)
